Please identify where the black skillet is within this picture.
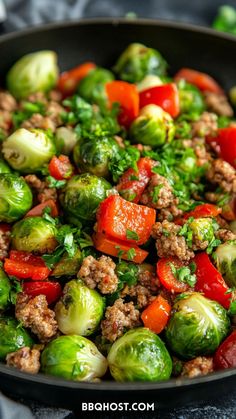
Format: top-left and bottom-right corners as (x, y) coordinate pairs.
(0, 18), (236, 410)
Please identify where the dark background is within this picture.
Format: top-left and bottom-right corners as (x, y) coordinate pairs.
(1, 0), (236, 418)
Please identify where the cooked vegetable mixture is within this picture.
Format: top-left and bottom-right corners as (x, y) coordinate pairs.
(1, 44), (236, 382)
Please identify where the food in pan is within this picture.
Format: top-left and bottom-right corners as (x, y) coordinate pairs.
(0, 44), (236, 382)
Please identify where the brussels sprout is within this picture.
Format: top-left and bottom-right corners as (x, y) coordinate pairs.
(11, 216), (58, 254)
(107, 328), (172, 382)
(0, 158), (12, 174)
(41, 335), (107, 381)
(73, 136), (120, 178)
(178, 149), (197, 173)
(2, 128), (56, 173)
(113, 43), (167, 83)
(189, 218), (215, 243)
(0, 268), (11, 311)
(60, 173), (112, 224)
(130, 104), (175, 147)
(165, 292), (230, 359)
(0, 174), (33, 222)
(55, 127), (78, 155)
(77, 67), (114, 106)
(178, 80), (205, 115)
(0, 316), (34, 360)
(55, 279), (104, 336)
(215, 241), (236, 287)
(136, 74), (163, 92)
(51, 249), (82, 277)
(7, 50), (58, 99)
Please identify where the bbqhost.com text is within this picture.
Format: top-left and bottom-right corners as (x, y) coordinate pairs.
(81, 402), (155, 412)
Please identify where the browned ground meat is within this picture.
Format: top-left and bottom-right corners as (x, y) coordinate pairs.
(152, 220), (194, 261)
(140, 174), (174, 209)
(24, 174), (57, 203)
(0, 229), (10, 260)
(26, 92), (48, 104)
(15, 293), (58, 343)
(215, 228), (236, 242)
(0, 91), (17, 112)
(78, 255), (118, 294)
(6, 347), (40, 374)
(120, 284), (156, 309)
(0, 110), (12, 132)
(46, 101), (64, 126)
(181, 357), (214, 378)
(48, 90), (62, 102)
(21, 113), (56, 131)
(158, 199), (183, 221)
(206, 159), (236, 194)
(138, 264), (159, 293)
(182, 137), (211, 167)
(192, 112), (218, 137)
(101, 298), (140, 342)
(114, 135), (125, 148)
(204, 92), (233, 117)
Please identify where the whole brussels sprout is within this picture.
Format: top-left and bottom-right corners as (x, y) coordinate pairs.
(137, 74), (163, 92)
(178, 80), (205, 115)
(0, 158), (12, 174)
(73, 136), (120, 178)
(77, 67), (114, 106)
(60, 173), (112, 224)
(189, 218), (215, 244)
(41, 335), (107, 381)
(107, 328), (172, 382)
(55, 127), (78, 155)
(0, 268), (11, 311)
(6, 50), (58, 99)
(55, 279), (105, 336)
(11, 216), (58, 254)
(130, 104), (175, 147)
(0, 174), (33, 222)
(215, 241), (236, 287)
(2, 128), (56, 173)
(0, 316), (34, 360)
(113, 43), (167, 83)
(51, 249), (82, 277)
(165, 292), (230, 360)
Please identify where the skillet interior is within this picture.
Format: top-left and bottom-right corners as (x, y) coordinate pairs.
(0, 18), (236, 409)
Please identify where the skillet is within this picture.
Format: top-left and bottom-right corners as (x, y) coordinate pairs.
(0, 18), (236, 409)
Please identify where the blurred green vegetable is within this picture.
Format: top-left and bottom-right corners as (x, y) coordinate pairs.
(55, 279), (105, 336)
(0, 158), (12, 174)
(7, 50), (59, 99)
(178, 80), (205, 115)
(41, 335), (107, 381)
(215, 241), (236, 287)
(0, 268), (11, 312)
(108, 328), (172, 381)
(212, 5), (236, 35)
(2, 128), (56, 173)
(165, 292), (230, 359)
(55, 127), (78, 155)
(0, 174), (33, 222)
(136, 74), (163, 92)
(113, 43), (167, 83)
(0, 316), (34, 360)
(77, 67), (114, 106)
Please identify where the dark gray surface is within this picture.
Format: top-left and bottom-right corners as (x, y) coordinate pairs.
(1, 1), (236, 417)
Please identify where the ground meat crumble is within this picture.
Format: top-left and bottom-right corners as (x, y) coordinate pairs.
(206, 159), (236, 194)
(140, 173), (175, 209)
(204, 92), (233, 117)
(6, 346), (40, 374)
(24, 174), (57, 203)
(0, 228), (10, 260)
(191, 112), (218, 138)
(78, 255), (118, 294)
(181, 356), (214, 378)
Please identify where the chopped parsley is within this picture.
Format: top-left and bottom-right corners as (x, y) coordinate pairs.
(126, 229), (139, 241)
(170, 262), (197, 288)
(46, 176), (66, 189)
(127, 248), (136, 261)
(151, 184), (163, 204)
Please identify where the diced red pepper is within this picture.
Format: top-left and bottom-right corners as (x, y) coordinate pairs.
(9, 250), (46, 266)
(156, 257), (190, 294)
(93, 233), (148, 264)
(214, 331), (236, 370)
(116, 157), (155, 203)
(141, 295), (171, 334)
(23, 281), (62, 305)
(174, 68), (224, 94)
(106, 80), (139, 128)
(57, 62), (96, 97)
(194, 252), (231, 309)
(96, 195), (156, 246)
(139, 83), (180, 118)
(48, 155), (74, 180)
(25, 200), (59, 218)
(4, 259), (50, 281)
(221, 197), (236, 221)
(207, 127), (236, 169)
(175, 204), (222, 225)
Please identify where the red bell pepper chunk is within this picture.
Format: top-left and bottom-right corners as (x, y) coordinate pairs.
(25, 199), (59, 218)
(214, 331), (236, 370)
(139, 83), (180, 118)
(57, 62), (96, 97)
(156, 257), (190, 294)
(175, 204), (222, 225)
(96, 195), (156, 246)
(141, 295), (171, 334)
(194, 252), (231, 309)
(23, 281), (62, 305)
(4, 259), (50, 281)
(9, 250), (46, 266)
(105, 80), (139, 128)
(49, 155), (74, 180)
(207, 127), (236, 169)
(174, 68), (224, 94)
(221, 197), (236, 221)
(93, 233), (148, 264)
(116, 157), (155, 203)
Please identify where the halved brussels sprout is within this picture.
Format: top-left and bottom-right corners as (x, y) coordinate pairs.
(11, 216), (58, 254)
(189, 218), (215, 243)
(0, 158), (12, 174)
(178, 80), (205, 115)
(77, 67), (114, 106)
(2, 128), (56, 173)
(136, 74), (163, 92)
(55, 127), (78, 155)
(55, 279), (105, 336)
(0, 174), (33, 222)
(0, 316), (34, 360)
(7, 50), (59, 99)
(60, 173), (112, 224)
(41, 335), (107, 381)
(0, 268), (11, 312)
(113, 43), (167, 83)
(215, 241), (236, 287)
(51, 249), (82, 277)
(108, 328), (172, 382)
(165, 292), (230, 359)
(73, 136), (120, 178)
(130, 104), (175, 147)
